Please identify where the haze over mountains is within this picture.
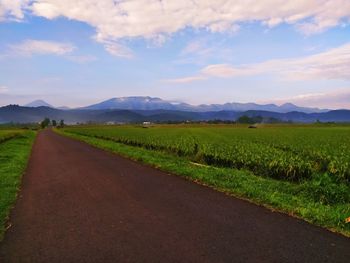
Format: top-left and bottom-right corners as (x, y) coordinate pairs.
(24, 100), (53, 108)
(1, 105), (349, 124)
(1, 96), (349, 124)
(23, 96), (329, 113)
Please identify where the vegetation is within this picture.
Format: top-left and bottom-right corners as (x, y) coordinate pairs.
(58, 124), (350, 236)
(38, 118), (64, 129)
(61, 124), (350, 182)
(0, 130), (36, 240)
(237, 115), (262, 124)
(0, 130), (23, 143)
(0, 123), (40, 131)
(59, 119), (65, 128)
(40, 118), (50, 129)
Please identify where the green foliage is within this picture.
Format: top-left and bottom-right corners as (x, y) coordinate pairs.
(0, 130), (23, 143)
(40, 118), (50, 129)
(62, 124), (350, 183)
(59, 119), (65, 128)
(52, 120), (57, 127)
(0, 130), (36, 240)
(237, 115), (263, 124)
(0, 123), (40, 130)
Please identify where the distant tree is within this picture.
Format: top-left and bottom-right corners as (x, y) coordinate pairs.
(59, 119), (65, 128)
(52, 120), (57, 127)
(237, 115), (254, 124)
(40, 118), (50, 129)
(237, 115), (264, 124)
(207, 119), (236, 124)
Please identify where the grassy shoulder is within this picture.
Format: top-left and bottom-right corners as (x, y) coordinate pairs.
(56, 128), (350, 237)
(0, 131), (36, 240)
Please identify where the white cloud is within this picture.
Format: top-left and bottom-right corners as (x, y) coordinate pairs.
(180, 39), (224, 58)
(0, 85), (9, 93)
(284, 44), (350, 80)
(0, 0), (29, 21)
(207, 22), (240, 34)
(200, 64), (262, 78)
(181, 41), (205, 56)
(9, 39), (75, 56)
(1, 1), (349, 57)
(102, 41), (134, 58)
(27, 0), (350, 42)
(162, 76), (206, 84)
(169, 43), (350, 83)
(177, 38), (234, 65)
(3, 39), (98, 62)
(269, 89), (350, 109)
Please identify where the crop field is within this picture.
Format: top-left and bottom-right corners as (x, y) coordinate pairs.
(60, 124), (350, 235)
(0, 130), (36, 240)
(63, 124), (350, 183)
(0, 130), (25, 144)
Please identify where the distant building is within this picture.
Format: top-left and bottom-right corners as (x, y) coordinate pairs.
(142, 121), (151, 127)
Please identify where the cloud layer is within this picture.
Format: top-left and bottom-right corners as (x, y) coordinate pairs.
(0, 0), (29, 21)
(0, 85), (9, 93)
(28, 0), (350, 40)
(270, 90), (350, 109)
(1, 1), (350, 57)
(9, 39), (75, 56)
(166, 43), (350, 83)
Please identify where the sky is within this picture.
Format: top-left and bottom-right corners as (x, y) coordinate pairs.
(0, 0), (350, 109)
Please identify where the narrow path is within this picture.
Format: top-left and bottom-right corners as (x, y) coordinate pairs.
(0, 130), (349, 262)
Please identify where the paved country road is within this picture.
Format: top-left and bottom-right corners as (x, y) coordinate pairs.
(0, 130), (349, 263)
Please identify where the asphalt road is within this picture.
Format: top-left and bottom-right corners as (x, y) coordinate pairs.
(0, 129), (349, 262)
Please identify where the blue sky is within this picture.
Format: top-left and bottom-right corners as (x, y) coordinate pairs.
(0, 1), (350, 108)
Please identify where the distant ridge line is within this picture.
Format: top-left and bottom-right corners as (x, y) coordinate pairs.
(1, 104), (350, 124)
(23, 96), (330, 114)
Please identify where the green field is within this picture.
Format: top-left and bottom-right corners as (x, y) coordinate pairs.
(0, 130), (36, 240)
(0, 130), (25, 143)
(59, 124), (350, 235)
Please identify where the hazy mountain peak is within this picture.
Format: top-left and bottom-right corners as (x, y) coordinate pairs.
(84, 96), (180, 111)
(280, 103), (297, 107)
(25, 100), (53, 108)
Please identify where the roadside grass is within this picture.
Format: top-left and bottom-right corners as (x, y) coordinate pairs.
(56, 129), (350, 237)
(0, 130), (23, 144)
(0, 131), (36, 240)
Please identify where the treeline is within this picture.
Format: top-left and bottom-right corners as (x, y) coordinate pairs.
(40, 118), (65, 129)
(155, 116), (284, 125)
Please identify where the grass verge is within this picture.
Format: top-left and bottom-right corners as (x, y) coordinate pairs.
(0, 131), (36, 240)
(56, 129), (350, 237)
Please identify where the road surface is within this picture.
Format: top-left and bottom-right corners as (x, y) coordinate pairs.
(0, 129), (349, 262)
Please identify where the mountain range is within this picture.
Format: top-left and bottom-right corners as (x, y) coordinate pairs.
(1, 105), (350, 124)
(21, 96), (329, 114)
(0, 96), (348, 124)
(80, 96), (329, 113)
